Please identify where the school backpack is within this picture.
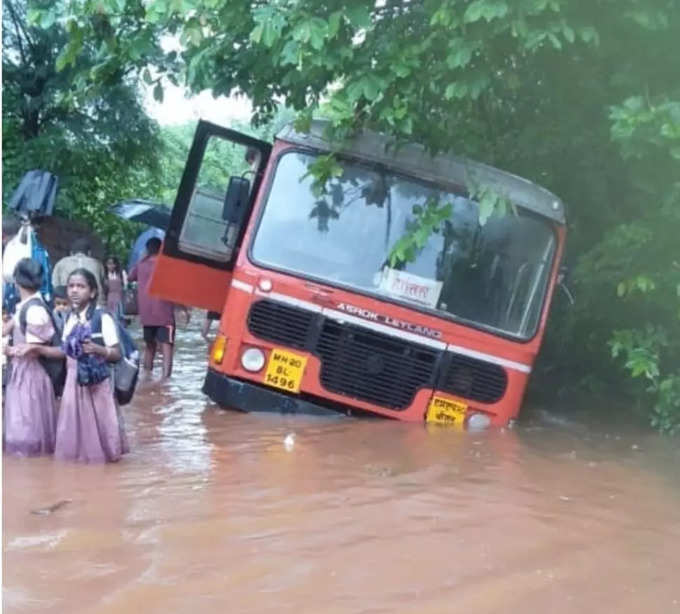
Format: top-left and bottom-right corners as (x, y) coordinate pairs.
(90, 310), (139, 405)
(30, 232), (53, 305)
(19, 298), (66, 397)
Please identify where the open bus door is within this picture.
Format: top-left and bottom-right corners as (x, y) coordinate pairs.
(150, 120), (271, 311)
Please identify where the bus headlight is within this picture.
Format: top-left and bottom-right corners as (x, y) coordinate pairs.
(241, 348), (265, 372)
(467, 412), (491, 430)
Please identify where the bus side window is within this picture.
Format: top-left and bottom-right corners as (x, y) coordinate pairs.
(178, 137), (257, 261)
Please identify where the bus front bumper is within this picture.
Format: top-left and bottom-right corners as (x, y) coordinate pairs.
(202, 369), (341, 417)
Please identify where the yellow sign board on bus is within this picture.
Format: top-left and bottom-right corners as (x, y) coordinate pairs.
(426, 395), (467, 427)
(264, 349), (307, 394)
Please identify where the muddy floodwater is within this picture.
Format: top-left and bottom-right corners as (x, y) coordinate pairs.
(3, 321), (680, 613)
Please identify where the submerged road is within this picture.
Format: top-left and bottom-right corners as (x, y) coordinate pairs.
(3, 320), (680, 613)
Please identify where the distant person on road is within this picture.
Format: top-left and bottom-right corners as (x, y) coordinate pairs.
(128, 238), (188, 378)
(201, 311), (220, 341)
(104, 255), (127, 322)
(52, 237), (105, 305)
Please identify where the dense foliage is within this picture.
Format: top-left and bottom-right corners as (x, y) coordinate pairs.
(155, 108), (294, 205)
(2, 0), (163, 256)
(19, 0), (680, 430)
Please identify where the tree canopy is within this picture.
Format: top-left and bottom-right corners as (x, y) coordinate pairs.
(14, 0), (680, 431)
(2, 0), (165, 255)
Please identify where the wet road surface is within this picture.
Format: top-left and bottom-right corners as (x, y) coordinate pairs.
(4, 321), (680, 613)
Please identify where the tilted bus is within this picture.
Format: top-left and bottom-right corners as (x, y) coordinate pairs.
(150, 120), (566, 428)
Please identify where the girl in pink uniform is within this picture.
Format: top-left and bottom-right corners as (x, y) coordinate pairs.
(2, 258), (57, 456)
(34, 268), (129, 462)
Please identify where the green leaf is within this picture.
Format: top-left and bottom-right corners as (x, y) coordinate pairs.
(105, 0), (127, 12)
(153, 82), (164, 102)
(477, 191), (495, 226)
(145, 1), (168, 23)
(27, 9), (41, 25)
(250, 24), (263, 44)
(548, 32), (562, 49)
(280, 40), (300, 66)
(361, 75), (383, 102)
(346, 6), (371, 29)
(579, 26), (599, 45)
(345, 80), (364, 103)
(463, 0), (509, 24)
(446, 42), (473, 69)
(393, 62), (411, 78)
(40, 10), (56, 29)
(55, 50), (70, 72)
(262, 22), (281, 47)
(624, 9), (669, 31)
(444, 82), (468, 100)
(328, 12), (342, 38)
(308, 18), (328, 50)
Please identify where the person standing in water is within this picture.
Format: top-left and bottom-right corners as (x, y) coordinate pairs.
(103, 255), (127, 322)
(128, 237), (188, 378)
(34, 268), (129, 463)
(2, 258), (58, 456)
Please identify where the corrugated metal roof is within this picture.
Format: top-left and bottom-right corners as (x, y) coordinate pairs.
(276, 120), (566, 224)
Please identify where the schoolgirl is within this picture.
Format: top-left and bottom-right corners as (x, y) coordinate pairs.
(50, 268), (129, 462)
(104, 255), (127, 322)
(2, 258), (57, 456)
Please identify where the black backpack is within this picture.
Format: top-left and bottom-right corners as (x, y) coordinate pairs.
(19, 297), (66, 397)
(90, 309), (140, 405)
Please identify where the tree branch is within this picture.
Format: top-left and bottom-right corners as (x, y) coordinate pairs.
(4, 0), (29, 66)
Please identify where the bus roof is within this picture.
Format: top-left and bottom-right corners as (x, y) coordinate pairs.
(276, 120), (566, 224)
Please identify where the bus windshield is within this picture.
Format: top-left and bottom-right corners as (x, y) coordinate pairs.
(251, 151), (557, 339)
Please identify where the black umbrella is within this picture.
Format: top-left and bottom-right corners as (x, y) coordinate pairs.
(111, 199), (172, 230)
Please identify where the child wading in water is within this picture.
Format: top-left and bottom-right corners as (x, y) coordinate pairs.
(104, 255), (127, 323)
(2, 258), (58, 456)
(38, 268), (129, 462)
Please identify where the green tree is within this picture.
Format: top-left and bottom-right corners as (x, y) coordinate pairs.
(156, 107), (295, 205)
(2, 0), (164, 256)
(54, 0), (680, 430)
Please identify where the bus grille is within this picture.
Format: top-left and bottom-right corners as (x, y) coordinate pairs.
(247, 299), (507, 409)
(247, 299), (314, 350)
(439, 354), (507, 403)
(316, 319), (439, 410)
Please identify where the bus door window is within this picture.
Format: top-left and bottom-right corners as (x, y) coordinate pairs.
(178, 138), (261, 262)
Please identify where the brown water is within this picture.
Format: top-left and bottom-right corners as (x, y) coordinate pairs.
(4, 321), (680, 613)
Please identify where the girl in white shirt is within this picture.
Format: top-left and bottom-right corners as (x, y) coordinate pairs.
(36, 268), (128, 463)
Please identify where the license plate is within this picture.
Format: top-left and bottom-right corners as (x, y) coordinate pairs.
(426, 395), (467, 426)
(264, 349), (308, 394)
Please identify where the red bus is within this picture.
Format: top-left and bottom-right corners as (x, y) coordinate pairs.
(150, 120), (566, 428)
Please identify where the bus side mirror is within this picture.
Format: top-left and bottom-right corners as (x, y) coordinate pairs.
(222, 176), (251, 223)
